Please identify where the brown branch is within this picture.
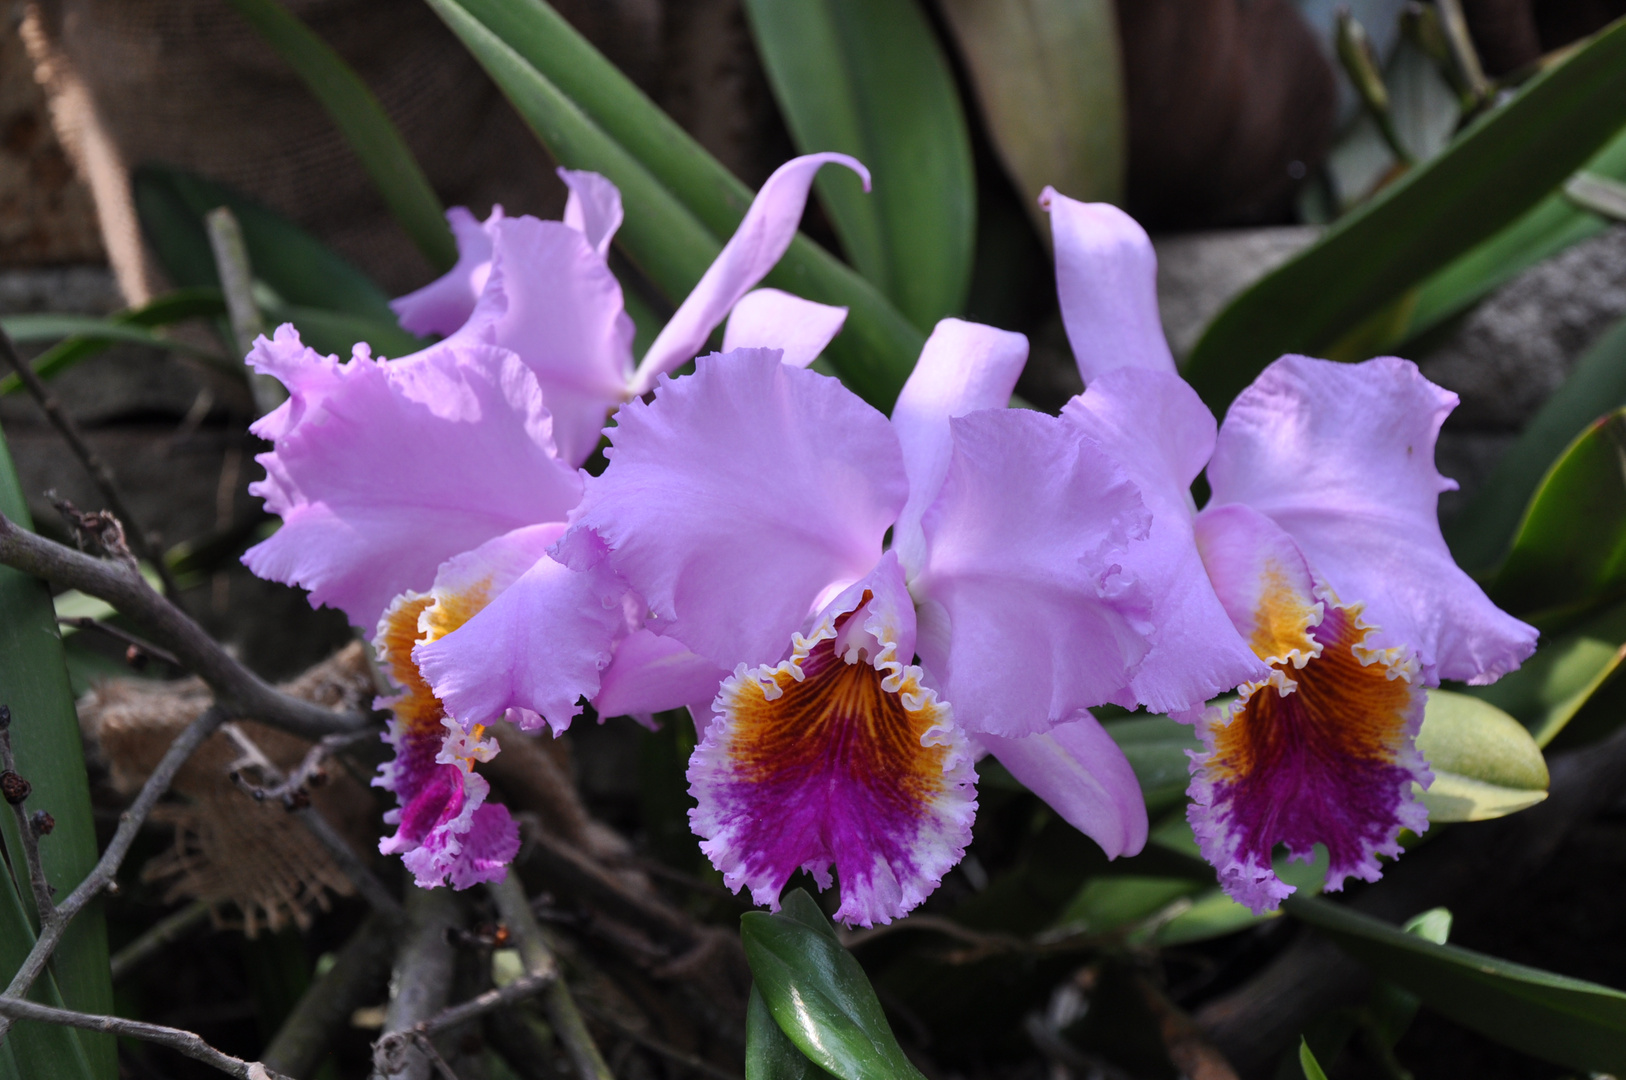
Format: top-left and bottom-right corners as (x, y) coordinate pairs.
(0, 322), (182, 600)
(376, 886), (461, 1080)
(0, 706), (226, 1039)
(0, 995), (292, 1080)
(58, 615), (180, 667)
(264, 913), (396, 1078)
(0, 512), (371, 739)
(109, 900), (213, 982)
(0, 708), (55, 920)
(576, 1000), (743, 1080)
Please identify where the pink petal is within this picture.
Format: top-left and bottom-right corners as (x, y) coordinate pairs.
(1208, 355), (1538, 685)
(564, 348), (906, 669)
(1192, 503), (1325, 668)
(390, 206), (503, 337)
(721, 288), (848, 368)
(1041, 188), (1175, 384)
(559, 168), (623, 256)
(913, 408), (1153, 739)
(974, 713), (1148, 859)
(687, 557), (975, 926)
(1064, 368), (1268, 715)
(245, 324), (351, 442)
(631, 153), (871, 393)
(244, 339), (581, 630)
(594, 628), (730, 721)
(889, 319), (1029, 576)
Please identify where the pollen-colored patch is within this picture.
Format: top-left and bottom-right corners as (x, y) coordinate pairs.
(1189, 592), (1428, 914)
(688, 601), (976, 927)
(419, 579), (491, 646)
(1247, 560), (1323, 668)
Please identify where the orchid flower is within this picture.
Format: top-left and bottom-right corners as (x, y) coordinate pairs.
(1042, 188), (1539, 913)
(242, 154), (867, 888)
(558, 317), (1205, 926)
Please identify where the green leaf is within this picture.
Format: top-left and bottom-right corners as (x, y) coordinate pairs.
(743, 0), (974, 329)
(429, 0), (925, 411)
(1182, 20), (1626, 411)
(1147, 815), (1326, 946)
(1415, 689), (1549, 822)
(0, 423), (114, 1080)
(1053, 875), (1201, 935)
(1447, 315), (1626, 574)
(220, 0), (455, 270)
(0, 314), (225, 363)
(1468, 599), (1626, 749)
(1299, 1038), (1330, 1080)
(1486, 408), (1626, 623)
(1100, 713), (1204, 815)
(1287, 894), (1626, 1072)
(741, 889), (925, 1080)
(936, 0), (1124, 226)
(747, 983), (838, 1080)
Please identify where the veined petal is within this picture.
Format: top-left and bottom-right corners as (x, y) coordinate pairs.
(564, 349), (906, 669)
(559, 168), (622, 257)
(721, 288), (848, 368)
(1193, 503), (1324, 668)
(890, 319), (1029, 577)
(390, 206), (503, 337)
(913, 408), (1153, 738)
(1208, 355), (1538, 685)
(243, 339), (581, 630)
(631, 153), (871, 393)
(594, 628), (730, 721)
(1041, 189), (1174, 384)
(688, 558), (975, 926)
(975, 713), (1148, 859)
(414, 523), (626, 735)
(1188, 589), (1430, 914)
(1065, 369), (1268, 714)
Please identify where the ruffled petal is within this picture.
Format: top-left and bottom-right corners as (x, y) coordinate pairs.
(1041, 188), (1175, 383)
(245, 324), (350, 443)
(1188, 589), (1430, 914)
(414, 524), (627, 735)
(390, 206), (503, 337)
(559, 168), (622, 257)
(721, 288), (848, 368)
(1064, 369), (1268, 714)
(1192, 503), (1325, 668)
(243, 337), (581, 630)
(912, 408), (1153, 738)
(631, 153), (871, 392)
(593, 628), (730, 721)
(889, 319), (1029, 576)
(1208, 355), (1538, 685)
(688, 556), (975, 926)
(975, 713), (1148, 858)
(565, 348), (907, 669)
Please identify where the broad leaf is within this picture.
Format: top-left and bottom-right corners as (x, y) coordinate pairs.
(744, 0), (974, 329)
(936, 0), (1124, 226)
(0, 314), (225, 364)
(222, 0), (456, 270)
(1468, 599), (1626, 749)
(747, 983), (838, 1080)
(1288, 894), (1626, 1072)
(741, 890), (925, 1080)
(1101, 713), (1203, 815)
(1415, 690), (1549, 822)
(1182, 19), (1626, 411)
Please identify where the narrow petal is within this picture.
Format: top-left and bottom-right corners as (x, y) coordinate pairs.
(688, 558), (975, 926)
(559, 168), (622, 256)
(564, 349), (906, 669)
(414, 524), (627, 734)
(1041, 188), (1175, 384)
(913, 408), (1153, 738)
(889, 319), (1029, 576)
(975, 713), (1148, 858)
(631, 153), (871, 392)
(243, 339), (581, 630)
(1188, 592), (1430, 914)
(594, 628), (730, 721)
(721, 288), (848, 368)
(1064, 369), (1268, 713)
(390, 206), (503, 337)
(1208, 355), (1538, 685)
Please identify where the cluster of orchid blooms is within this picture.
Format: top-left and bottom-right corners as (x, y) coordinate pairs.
(242, 153), (1538, 923)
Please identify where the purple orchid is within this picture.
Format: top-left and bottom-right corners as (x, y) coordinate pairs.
(1042, 188), (1539, 913)
(242, 155), (867, 888)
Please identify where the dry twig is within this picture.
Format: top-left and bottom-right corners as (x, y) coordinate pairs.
(0, 706), (55, 919)
(109, 899), (213, 981)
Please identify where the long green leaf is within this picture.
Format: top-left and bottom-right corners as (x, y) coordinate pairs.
(1288, 894), (1626, 1072)
(1447, 316), (1626, 573)
(222, 0), (455, 271)
(1468, 599), (1626, 748)
(744, 0), (974, 330)
(741, 891), (925, 1080)
(1299, 1038), (1331, 1080)
(0, 315), (225, 363)
(0, 424), (114, 1080)
(747, 983), (838, 1080)
(431, 0), (925, 410)
(1183, 18), (1626, 411)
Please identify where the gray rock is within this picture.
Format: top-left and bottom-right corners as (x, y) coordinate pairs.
(1153, 226), (1323, 359)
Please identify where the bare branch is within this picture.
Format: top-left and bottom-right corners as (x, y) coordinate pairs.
(110, 900), (213, 981)
(0, 512), (372, 738)
(204, 208), (285, 416)
(0, 322), (182, 599)
(0, 707), (55, 919)
(576, 1001), (744, 1080)
(0, 995), (293, 1080)
(264, 913), (396, 1078)
(58, 615), (180, 668)
(377, 886), (461, 1080)
(417, 972), (556, 1038)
